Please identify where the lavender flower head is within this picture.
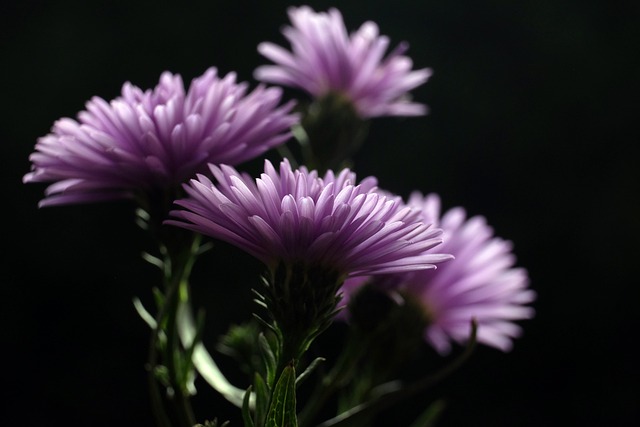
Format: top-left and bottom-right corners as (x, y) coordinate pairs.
(167, 159), (451, 278)
(24, 67), (297, 207)
(341, 193), (535, 354)
(255, 6), (432, 118)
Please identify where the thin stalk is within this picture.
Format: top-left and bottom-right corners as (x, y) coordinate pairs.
(316, 321), (479, 427)
(164, 277), (197, 427)
(147, 231), (201, 427)
(297, 330), (373, 427)
(148, 291), (173, 427)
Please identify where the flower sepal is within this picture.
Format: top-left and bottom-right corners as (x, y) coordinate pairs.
(297, 92), (369, 173)
(257, 261), (346, 371)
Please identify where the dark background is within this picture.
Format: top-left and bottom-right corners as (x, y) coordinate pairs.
(2, 0), (638, 426)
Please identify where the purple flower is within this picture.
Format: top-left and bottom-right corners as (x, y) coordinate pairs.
(24, 67), (298, 207)
(254, 6), (432, 118)
(167, 159), (451, 277)
(341, 193), (535, 354)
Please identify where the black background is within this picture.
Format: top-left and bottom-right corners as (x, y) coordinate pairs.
(2, 0), (638, 426)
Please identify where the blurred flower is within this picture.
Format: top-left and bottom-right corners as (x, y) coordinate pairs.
(255, 6), (431, 118)
(341, 193), (535, 354)
(24, 67), (297, 207)
(167, 159), (451, 277)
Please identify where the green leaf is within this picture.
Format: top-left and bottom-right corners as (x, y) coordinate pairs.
(196, 241), (215, 256)
(295, 357), (325, 388)
(153, 287), (165, 313)
(408, 399), (446, 427)
(182, 307), (206, 395)
(153, 365), (171, 389)
(196, 419), (231, 427)
(254, 373), (270, 427)
(195, 418), (231, 427)
(176, 300), (248, 408)
(132, 297), (157, 329)
(141, 251), (164, 270)
(242, 386), (255, 427)
(265, 365), (298, 427)
(135, 207), (151, 230)
(259, 333), (277, 387)
(318, 320), (478, 427)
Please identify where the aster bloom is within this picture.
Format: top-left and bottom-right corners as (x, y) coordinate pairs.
(24, 67), (298, 207)
(342, 193), (535, 354)
(254, 6), (432, 118)
(167, 159), (451, 376)
(167, 159), (450, 277)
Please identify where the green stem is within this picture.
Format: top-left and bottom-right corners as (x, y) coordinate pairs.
(317, 321), (478, 427)
(147, 232), (201, 427)
(297, 328), (373, 427)
(164, 277), (197, 427)
(256, 263), (343, 427)
(148, 298), (173, 427)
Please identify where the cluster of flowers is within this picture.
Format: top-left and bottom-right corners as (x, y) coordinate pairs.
(25, 5), (534, 426)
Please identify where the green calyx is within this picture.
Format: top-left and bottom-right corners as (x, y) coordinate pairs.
(298, 92), (370, 173)
(257, 262), (345, 369)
